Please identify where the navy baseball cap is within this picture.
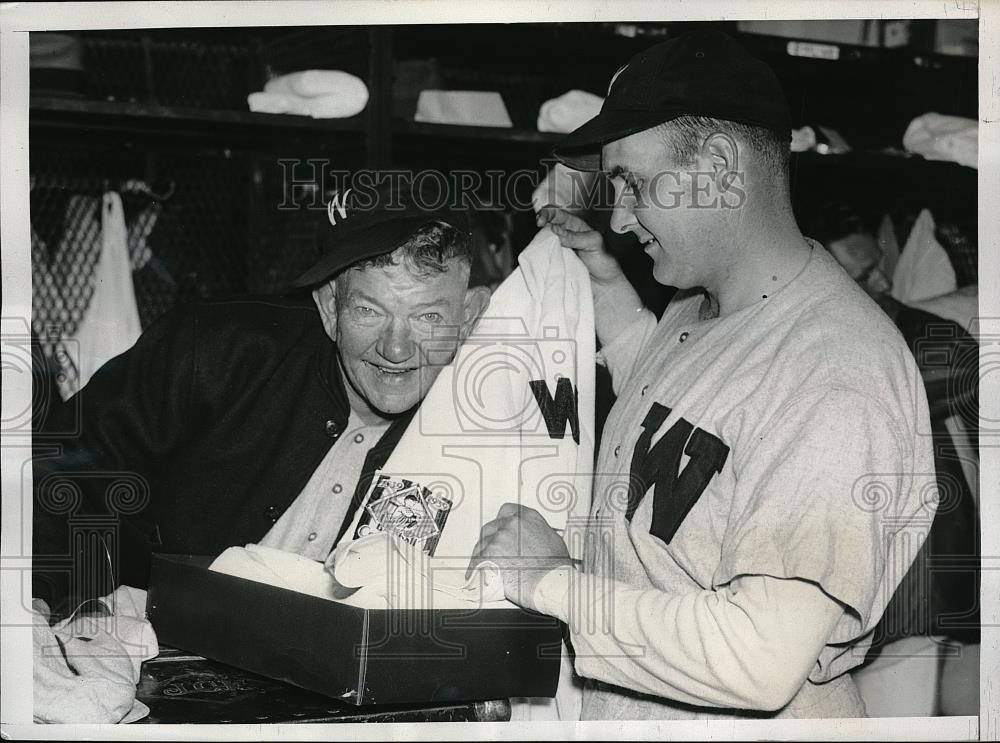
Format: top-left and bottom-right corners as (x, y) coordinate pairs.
(291, 178), (472, 288)
(553, 30), (791, 171)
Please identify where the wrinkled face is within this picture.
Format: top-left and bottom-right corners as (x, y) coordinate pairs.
(826, 232), (892, 300)
(602, 126), (729, 289)
(316, 258), (486, 418)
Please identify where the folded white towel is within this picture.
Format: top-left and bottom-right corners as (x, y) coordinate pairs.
(537, 89), (603, 133)
(264, 69), (368, 101)
(247, 91), (311, 116)
(414, 90), (512, 127)
(306, 92), (369, 119)
(903, 112), (978, 169)
(250, 70), (369, 118)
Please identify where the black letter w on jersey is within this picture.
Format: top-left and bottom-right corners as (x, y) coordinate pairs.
(627, 402), (730, 544)
(529, 378), (580, 444)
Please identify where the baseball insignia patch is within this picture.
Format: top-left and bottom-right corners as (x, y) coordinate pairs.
(354, 474), (453, 556)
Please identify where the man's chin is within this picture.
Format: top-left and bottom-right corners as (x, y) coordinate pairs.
(367, 391), (422, 418)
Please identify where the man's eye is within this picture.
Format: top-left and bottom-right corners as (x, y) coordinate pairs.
(356, 306), (379, 317)
(420, 312), (444, 324)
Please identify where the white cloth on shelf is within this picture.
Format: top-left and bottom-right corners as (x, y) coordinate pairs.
(33, 586), (158, 724)
(537, 90), (603, 133)
(57, 192), (142, 399)
(414, 90), (512, 127)
(264, 69), (368, 102)
(305, 93), (370, 120)
(891, 208), (957, 305)
(247, 91), (311, 116)
(790, 125), (817, 152)
(249, 69), (369, 118)
(903, 112), (978, 168)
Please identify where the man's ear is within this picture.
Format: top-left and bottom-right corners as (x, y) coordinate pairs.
(460, 285), (491, 340)
(701, 131), (739, 180)
(312, 281), (339, 341)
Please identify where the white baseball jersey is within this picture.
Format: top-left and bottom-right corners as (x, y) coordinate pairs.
(544, 244), (937, 720)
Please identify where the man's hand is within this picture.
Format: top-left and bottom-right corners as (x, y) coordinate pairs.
(468, 503), (573, 606)
(536, 207), (624, 286)
(537, 205), (647, 348)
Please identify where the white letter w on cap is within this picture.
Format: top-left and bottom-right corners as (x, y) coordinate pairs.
(327, 188), (353, 226)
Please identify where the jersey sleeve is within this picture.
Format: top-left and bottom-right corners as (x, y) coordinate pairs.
(529, 568), (845, 711)
(715, 386), (936, 666)
(595, 308), (657, 395)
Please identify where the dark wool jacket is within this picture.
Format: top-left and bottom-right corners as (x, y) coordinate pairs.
(32, 296), (414, 614)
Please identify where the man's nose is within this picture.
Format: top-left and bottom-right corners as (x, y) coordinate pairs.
(377, 319), (415, 363)
(609, 181), (637, 236)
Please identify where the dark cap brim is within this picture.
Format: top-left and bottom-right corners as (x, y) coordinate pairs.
(291, 215), (447, 289)
(553, 107), (691, 171)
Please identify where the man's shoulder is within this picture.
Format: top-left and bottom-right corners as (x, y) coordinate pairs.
(175, 294), (322, 342)
(791, 250), (907, 357)
(148, 294), (328, 370)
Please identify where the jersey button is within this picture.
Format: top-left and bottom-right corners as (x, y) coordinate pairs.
(332, 483), (343, 494)
(354, 433), (365, 444)
(679, 332), (689, 343)
(641, 385), (648, 396)
(307, 532), (318, 542)
(614, 445), (621, 457)
(325, 419), (341, 438)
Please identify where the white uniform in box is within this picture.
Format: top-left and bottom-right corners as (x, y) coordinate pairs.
(533, 243), (937, 720)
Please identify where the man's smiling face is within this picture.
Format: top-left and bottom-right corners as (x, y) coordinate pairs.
(602, 125), (732, 291)
(322, 257), (476, 418)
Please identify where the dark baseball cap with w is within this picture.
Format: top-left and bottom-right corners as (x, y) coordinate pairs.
(291, 178), (472, 289)
(553, 30), (791, 171)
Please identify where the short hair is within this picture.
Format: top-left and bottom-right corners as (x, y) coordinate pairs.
(344, 219), (472, 278)
(804, 200), (874, 247)
(655, 115), (791, 181)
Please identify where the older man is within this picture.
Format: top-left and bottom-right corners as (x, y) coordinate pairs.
(474, 31), (936, 720)
(32, 180), (490, 616)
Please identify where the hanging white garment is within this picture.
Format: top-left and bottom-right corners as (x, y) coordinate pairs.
(58, 192), (142, 399)
(891, 208), (957, 305)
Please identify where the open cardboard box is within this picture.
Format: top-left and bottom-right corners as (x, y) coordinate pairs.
(146, 553), (563, 706)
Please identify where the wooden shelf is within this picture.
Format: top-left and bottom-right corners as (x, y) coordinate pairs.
(394, 120), (563, 145)
(30, 96), (366, 138)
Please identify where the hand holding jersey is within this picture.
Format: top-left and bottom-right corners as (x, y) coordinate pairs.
(479, 30), (936, 720)
(469, 502), (574, 607)
(536, 207), (646, 344)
